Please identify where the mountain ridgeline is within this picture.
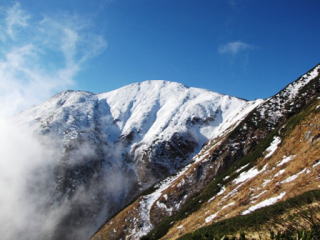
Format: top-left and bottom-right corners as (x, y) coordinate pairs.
(17, 65), (320, 240)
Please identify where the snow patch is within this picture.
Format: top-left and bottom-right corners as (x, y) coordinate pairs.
(223, 175), (230, 181)
(163, 194), (168, 201)
(281, 169), (310, 184)
(205, 202), (235, 223)
(221, 201), (235, 210)
(233, 165), (267, 184)
(235, 163), (250, 173)
(277, 155), (295, 167)
(216, 186), (226, 196)
(264, 136), (281, 158)
(242, 192), (286, 215)
(221, 183), (244, 201)
(176, 179), (185, 188)
(262, 179), (271, 187)
(207, 196), (216, 203)
(313, 161), (320, 168)
(274, 169), (286, 178)
(205, 212), (218, 223)
(156, 201), (173, 214)
(177, 225), (184, 229)
(133, 170), (188, 238)
(251, 190), (268, 201)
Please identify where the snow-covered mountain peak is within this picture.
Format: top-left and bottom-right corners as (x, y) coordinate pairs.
(20, 80), (258, 149)
(98, 80), (225, 101)
(18, 80), (261, 197)
(96, 80), (250, 143)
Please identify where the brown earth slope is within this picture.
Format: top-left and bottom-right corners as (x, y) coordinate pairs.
(164, 99), (320, 239)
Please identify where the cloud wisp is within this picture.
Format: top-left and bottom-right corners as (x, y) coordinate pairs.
(4, 1), (30, 39)
(0, 2), (107, 240)
(218, 41), (254, 56)
(0, 2), (107, 117)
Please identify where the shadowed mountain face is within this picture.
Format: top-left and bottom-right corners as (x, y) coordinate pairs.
(15, 80), (252, 239)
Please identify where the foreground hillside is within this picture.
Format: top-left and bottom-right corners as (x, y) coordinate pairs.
(92, 64), (320, 240)
(169, 97), (320, 239)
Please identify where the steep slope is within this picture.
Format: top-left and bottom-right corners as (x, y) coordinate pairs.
(17, 80), (251, 239)
(92, 64), (320, 240)
(170, 97), (320, 239)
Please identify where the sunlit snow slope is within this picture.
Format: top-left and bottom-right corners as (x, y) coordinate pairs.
(21, 80), (255, 184)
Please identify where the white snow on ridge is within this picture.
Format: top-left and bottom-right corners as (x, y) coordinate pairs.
(19, 80), (262, 161)
(277, 155), (295, 167)
(251, 190), (267, 201)
(221, 183), (243, 201)
(235, 163), (250, 173)
(203, 99), (264, 140)
(262, 179), (271, 187)
(98, 80), (256, 144)
(257, 65), (320, 123)
(281, 168), (310, 184)
(177, 225), (184, 229)
(264, 136), (281, 158)
(221, 201), (235, 210)
(216, 186), (226, 196)
(233, 165), (267, 185)
(313, 161), (320, 168)
(283, 65), (320, 100)
(205, 202), (235, 223)
(205, 212), (218, 223)
(274, 169), (285, 177)
(156, 200), (173, 214)
(242, 192), (286, 215)
(133, 175), (177, 238)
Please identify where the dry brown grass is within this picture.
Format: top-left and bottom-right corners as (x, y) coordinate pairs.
(92, 101), (320, 240)
(161, 103), (320, 240)
(91, 198), (141, 240)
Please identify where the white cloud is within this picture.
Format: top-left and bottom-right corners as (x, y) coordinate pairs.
(0, 2), (107, 239)
(218, 41), (254, 56)
(5, 2), (30, 39)
(0, 2), (107, 117)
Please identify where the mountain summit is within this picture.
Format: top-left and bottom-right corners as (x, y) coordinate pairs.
(18, 80), (259, 239)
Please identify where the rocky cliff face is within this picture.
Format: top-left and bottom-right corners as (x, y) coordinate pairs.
(92, 65), (320, 240)
(17, 80), (251, 239)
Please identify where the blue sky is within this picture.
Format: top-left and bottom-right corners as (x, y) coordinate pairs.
(1, 0), (320, 104)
